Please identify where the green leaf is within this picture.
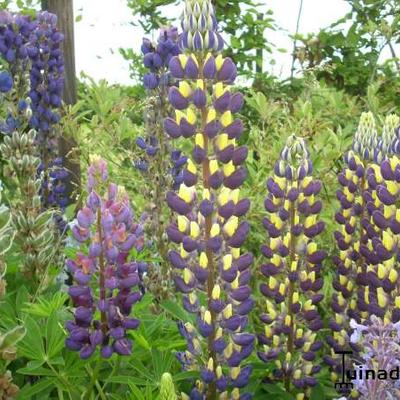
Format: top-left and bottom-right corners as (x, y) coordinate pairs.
(160, 299), (192, 322)
(18, 378), (56, 398)
(131, 331), (151, 350)
(262, 384), (295, 399)
(128, 383), (146, 400)
(45, 311), (65, 359)
(108, 375), (149, 386)
(15, 286), (29, 315)
(18, 316), (45, 360)
(173, 371), (199, 382)
(17, 365), (55, 377)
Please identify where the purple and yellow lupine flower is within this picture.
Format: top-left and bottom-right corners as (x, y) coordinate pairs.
(357, 114), (400, 323)
(65, 158), (145, 359)
(166, 1), (253, 398)
(258, 134), (326, 400)
(326, 113), (379, 376)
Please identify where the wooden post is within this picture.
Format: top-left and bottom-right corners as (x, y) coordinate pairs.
(42, 0), (80, 204)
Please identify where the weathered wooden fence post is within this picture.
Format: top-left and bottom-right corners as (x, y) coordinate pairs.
(42, 0), (81, 204)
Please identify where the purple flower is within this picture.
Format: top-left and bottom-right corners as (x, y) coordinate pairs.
(0, 71), (12, 92)
(165, 1), (252, 398)
(258, 135), (325, 393)
(65, 159), (145, 359)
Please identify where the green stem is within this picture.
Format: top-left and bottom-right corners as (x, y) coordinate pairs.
(84, 361), (101, 400)
(46, 362), (80, 399)
(101, 357), (121, 393)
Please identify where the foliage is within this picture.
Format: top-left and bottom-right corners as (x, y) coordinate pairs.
(294, 0), (400, 106)
(124, 0), (276, 78)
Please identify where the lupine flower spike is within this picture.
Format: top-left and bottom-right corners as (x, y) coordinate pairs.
(30, 12), (70, 220)
(135, 27), (183, 300)
(66, 158), (145, 359)
(258, 134), (326, 400)
(0, 10), (35, 134)
(0, 129), (55, 285)
(360, 114), (400, 323)
(326, 112), (379, 378)
(166, 1), (254, 399)
(0, 11), (68, 223)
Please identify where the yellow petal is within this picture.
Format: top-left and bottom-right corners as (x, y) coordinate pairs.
(221, 111), (232, 127)
(179, 81), (192, 98)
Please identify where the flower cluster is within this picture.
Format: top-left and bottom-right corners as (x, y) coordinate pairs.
(358, 114), (400, 323)
(0, 129), (55, 285)
(180, 0), (224, 52)
(141, 26), (180, 91)
(166, 1), (253, 398)
(327, 112), (400, 400)
(29, 11), (68, 213)
(0, 10), (68, 215)
(0, 10), (36, 134)
(349, 316), (400, 400)
(326, 113), (379, 377)
(65, 158), (145, 359)
(134, 26), (184, 300)
(28, 11), (63, 141)
(136, 25), (181, 172)
(258, 135), (326, 399)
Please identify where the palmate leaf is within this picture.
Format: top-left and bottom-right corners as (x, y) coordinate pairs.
(21, 291), (69, 318)
(18, 315), (45, 361)
(45, 310), (66, 359)
(160, 299), (194, 323)
(18, 377), (56, 398)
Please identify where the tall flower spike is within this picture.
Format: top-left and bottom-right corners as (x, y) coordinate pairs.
(0, 11), (68, 227)
(65, 158), (145, 359)
(0, 130), (55, 286)
(29, 11), (69, 214)
(135, 27), (183, 301)
(0, 11), (35, 134)
(359, 114), (400, 324)
(167, 2), (253, 399)
(258, 134), (326, 400)
(327, 112), (383, 391)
